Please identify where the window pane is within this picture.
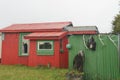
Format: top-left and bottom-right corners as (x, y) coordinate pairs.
(38, 42), (52, 50)
(19, 33), (30, 56)
(22, 42), (28, 53)
(37, 41), (54, 55)
(45, 42), (52, 49)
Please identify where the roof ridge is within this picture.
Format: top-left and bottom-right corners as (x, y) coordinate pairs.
(73, 26), (97, 27)
(12, 21), (72, 25)
(0, 21), (73, 32)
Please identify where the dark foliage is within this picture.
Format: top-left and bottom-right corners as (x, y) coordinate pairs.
(112, 14), (120, 33)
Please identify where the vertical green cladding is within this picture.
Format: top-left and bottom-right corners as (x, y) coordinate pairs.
(68, 34), (119, 80)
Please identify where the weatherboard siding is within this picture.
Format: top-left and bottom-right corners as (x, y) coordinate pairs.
(1, 33), (28, 65)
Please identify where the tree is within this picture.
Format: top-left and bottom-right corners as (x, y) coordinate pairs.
(112, 1), (120, 33)
(112, 14), (120, 33)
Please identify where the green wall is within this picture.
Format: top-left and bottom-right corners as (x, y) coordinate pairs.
(68, 34), (119, 80)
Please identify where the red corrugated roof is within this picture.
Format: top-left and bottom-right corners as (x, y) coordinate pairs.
(0, 21), (72, 32)
(25, 32), (67, 40)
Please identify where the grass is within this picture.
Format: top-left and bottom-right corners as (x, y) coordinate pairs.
(1, 65), (120, 80)
(0, 65), (68, 80)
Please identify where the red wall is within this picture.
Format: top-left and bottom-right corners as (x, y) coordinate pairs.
(28, 40), (61, 68)
(2, 33), (28, 65)
(59, 36), (68, 68)
(1, 33), (68, 68)
(28, 37), (68, 68)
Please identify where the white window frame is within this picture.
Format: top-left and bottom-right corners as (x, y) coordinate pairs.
(37, 41), (53, 50)
(21, 35), (29, 55)
(19, 33), (30, 56)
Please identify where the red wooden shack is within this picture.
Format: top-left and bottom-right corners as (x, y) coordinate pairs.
(0, 21), (98, 68)
(0, 21), (72, 68)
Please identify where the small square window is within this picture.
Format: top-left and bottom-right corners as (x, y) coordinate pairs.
(37, 41), (54, 55)
(38, 42), (53, 50)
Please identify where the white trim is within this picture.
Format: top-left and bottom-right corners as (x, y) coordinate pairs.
(37, 41), (53, 50)
(21, 34), (30, 55)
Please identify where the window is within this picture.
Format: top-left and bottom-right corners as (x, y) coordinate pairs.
(37, 41), (54, 55)
(1, 33), (5, 40)
(19, 33), (30, 56)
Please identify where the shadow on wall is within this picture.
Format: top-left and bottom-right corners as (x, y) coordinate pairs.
(73, 50), (84, 72)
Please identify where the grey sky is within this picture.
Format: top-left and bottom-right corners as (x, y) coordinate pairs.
(0, 0), (119, 32)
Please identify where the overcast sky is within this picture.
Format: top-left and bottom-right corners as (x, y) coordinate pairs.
(0, 0), (119, 33)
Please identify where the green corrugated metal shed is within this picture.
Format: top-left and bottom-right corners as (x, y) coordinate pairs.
(67, 34), (119, 80)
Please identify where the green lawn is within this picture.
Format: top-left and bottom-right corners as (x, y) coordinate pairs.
(0, 65), (68, 80)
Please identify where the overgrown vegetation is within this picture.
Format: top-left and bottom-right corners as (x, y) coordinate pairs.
(0, 65), (68, 80)
(112, 1), (120, 33)
(0, 65), (120, 80)
(112, 14), (120, 33)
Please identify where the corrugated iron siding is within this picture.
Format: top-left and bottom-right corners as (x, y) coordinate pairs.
(68, 34), (119, 80)
(65, 26), (98, 31)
